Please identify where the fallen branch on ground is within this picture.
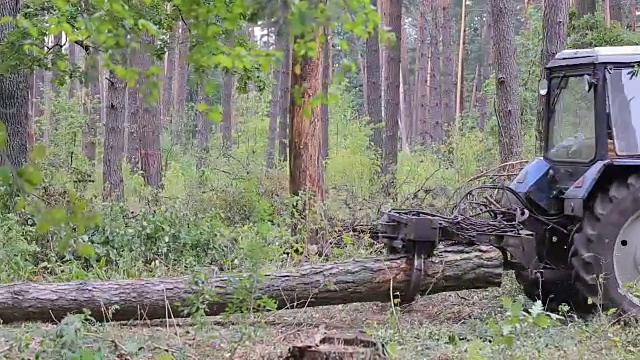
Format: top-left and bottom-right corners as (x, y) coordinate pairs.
(0, 243), (502, 324)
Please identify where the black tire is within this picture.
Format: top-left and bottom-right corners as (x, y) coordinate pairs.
(571, 173), (640, 316)
(497, 189), (591, 312)
(514, 268), (593, 313)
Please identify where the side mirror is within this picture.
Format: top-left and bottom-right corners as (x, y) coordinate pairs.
(539, 78), (548, 96)
(584, 74), (594, 92)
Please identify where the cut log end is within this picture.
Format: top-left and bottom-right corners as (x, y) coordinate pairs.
(285, 333), (389, 360)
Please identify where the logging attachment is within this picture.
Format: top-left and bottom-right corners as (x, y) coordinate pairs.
(374, 186), (538, 304)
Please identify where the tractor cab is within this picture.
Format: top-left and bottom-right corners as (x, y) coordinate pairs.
(540, 46), (640, 190)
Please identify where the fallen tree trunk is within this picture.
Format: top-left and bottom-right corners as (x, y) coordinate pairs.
(0, 243), (502, 324)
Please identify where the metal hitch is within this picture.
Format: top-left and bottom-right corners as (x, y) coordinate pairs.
(375, 207), (533, 303)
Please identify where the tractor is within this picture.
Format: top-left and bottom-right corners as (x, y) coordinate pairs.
(375, 45), (640, 317)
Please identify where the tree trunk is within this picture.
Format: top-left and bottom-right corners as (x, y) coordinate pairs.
(476, 15), (492, 131)
(162, 25), (177, 131)
(633, 0), (637, 31)
(266, 63), (281, 170)
(196, 80), (210, 172)
(537, 0), (569, 154)
(0, 1), (30, 169)
(609, 0), (624, 25)
(289, 25), (327, 247)
(222, 69), (234, 153)
(136, 33), (162, 188)
(0, 244), (502, 324)
(491, 0), (523, 163)
(429, 4), (444, 144)
(171, 21), (189, 146)
(82, 51), (100, 165)
(382, 0), (401, 198)
(440, 0), (456, 140)
(278, 11), (292, 163)
(365, 0), (384, 154)
(126, 48), (141, 171)
(68, 43), (80, 100)
(102, 64), (127, 202)
(400, 23), (413, 148)
(577, 0), (596, 17)
(414, 0), (430, 146)
(455, 0), (467, 139)
(320, 27), (331, 163)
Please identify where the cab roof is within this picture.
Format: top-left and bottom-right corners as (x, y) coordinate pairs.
(547, 46), (640, 68)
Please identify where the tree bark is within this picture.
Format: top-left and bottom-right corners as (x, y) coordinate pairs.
(537, 0), (569, 154)
(196, 80), (210, 172)
(278, 10), (292, 163)
(491, 0), (523, 163)
(609, 0), (624, 25)
(126, 48), (141, 171)
(0, 1), (30, 169)
(577, 0), (596, 17)
(136, 32), (162, 188)
(476, 14), (492, 131)
(455, 0), (467, 139)
(414, 0), (430, 146)
(266, 62), (281, 170)
(289, 25), (326, 247)
(365, 0), (384, 154)
(440, 0), (455, 139)
(0, 244), (502, 324)
(102, 63), (127, 202)
(429, 4), (443, 143)
(222, 69), (234, 153)
(162, 25), (177, 131)
(68, 43), (80, 100)
(400, 23), (412, 149)
(82, 51), (100, 165)
(382, 0), (401, 198)
(171, 21), (189, 146)
(320, 27), (331, 163)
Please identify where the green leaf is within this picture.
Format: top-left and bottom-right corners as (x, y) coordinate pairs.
(29, 144), (47, 161)
(75, 242), (96, 258)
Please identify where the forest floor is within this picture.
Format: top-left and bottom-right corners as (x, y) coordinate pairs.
(1, 274), (640, 359)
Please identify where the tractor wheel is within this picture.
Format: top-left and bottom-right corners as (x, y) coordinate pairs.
(571, 173), (640, 316)
(513, 267), (592, 313)
(497, 189), (592, 312)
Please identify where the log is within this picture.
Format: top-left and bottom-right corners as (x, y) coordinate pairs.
(0, 244), (502, 324)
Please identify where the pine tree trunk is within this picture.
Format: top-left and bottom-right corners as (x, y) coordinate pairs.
(382, 0), (401, 197)
(289, 25), (326, 248)
(537, 0), (569, 154)
(476, 15), (492, 131)
(577, 0), (596, 17)
(102, 64), (126, 202)
(429, 4), (443, 143)
(83, 52), (100, 165)
(171, 21), (189, 146)
(135, 32), (162, 188)
(365, 0), (384, 153)
(277, 7), (292, 163)
(0, 244), (502, 324)
(266, 63), (281, 169)
(491, 0), (523, 162)
(413, 1), (429, 146)
(455, 0), (467, 138)
(126, 48), (141, 171)
(162, 26), (177, 131)
(196, 80), (210, 172)
(320, 27), (331, 162)
(221, 69), (234, 153)
(0, 0), (29, 169)
(440, 0), (455, 139)
(400, 23), (413, 148)
(68, 43), (80, 100)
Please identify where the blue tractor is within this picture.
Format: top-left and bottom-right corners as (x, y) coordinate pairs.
(376, 46), (640, 316)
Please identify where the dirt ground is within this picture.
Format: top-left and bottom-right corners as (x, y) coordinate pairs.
(1, 274), (639, 359)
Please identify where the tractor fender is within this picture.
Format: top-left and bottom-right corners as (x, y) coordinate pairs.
(508, 157), (555, 213)
(564, 159), (640, 217)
